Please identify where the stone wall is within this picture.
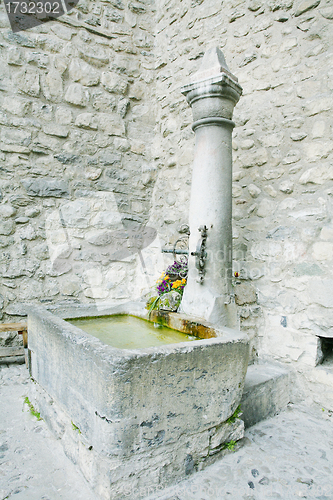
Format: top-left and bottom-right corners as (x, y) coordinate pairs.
(1, 0), (333, 367)
(0, 0), (161, 319)
(151, 0), (333, 366)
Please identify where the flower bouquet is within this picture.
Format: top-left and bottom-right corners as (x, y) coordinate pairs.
(146, 260), (188, 314)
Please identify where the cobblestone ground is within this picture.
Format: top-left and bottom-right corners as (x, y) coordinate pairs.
(1, 364), (333, 500)
(146, 402), (333, 500)
(0, 364), (96, 500)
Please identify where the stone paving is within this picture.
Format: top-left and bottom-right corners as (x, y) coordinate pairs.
(0, 364), (95, 500)
(146, 402), (333, 500)
(1, 363), (333, 500)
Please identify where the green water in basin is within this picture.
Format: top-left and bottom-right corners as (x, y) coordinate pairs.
(67, 315), (197, 349)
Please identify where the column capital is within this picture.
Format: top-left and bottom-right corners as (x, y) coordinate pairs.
(181, 47), (242, 122)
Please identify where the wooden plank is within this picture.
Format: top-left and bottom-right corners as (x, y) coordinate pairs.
(22, 330), (28, 348)
(0, 323), (27, 333)
(0, 355), (25, 364)
(0, 347), (25, 357)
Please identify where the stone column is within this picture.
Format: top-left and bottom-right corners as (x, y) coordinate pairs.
(180, 47), (242, 326)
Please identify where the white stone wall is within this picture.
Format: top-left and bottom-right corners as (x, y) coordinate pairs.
(151, 0), (333, 365)
(0, 0), (162, 318)
(1, 0), (333, 367)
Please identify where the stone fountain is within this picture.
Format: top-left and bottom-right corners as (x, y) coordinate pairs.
(27, 48), (249, 500)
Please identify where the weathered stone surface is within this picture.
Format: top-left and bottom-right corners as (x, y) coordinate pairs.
(257, 198), (276, 217)
(98, 113), (125, 136)
(101, 72), (129, 94)
(311, 120), (326, 138)
(304, 96), (332, 116)
(248, 0), (263, 11)
(0, 205), (16, 218)
(22, 179), (70, 197)
(320, 225), (333, 241)
(1, 127), (31, 147)
(78, 45), (109, 67)
(7, 46), (25, 65)
(290, 131), (307, 141)
(85, 167), (102, 180)
(17, 224), (37, 240)
(307, 279), (333, 308)
(238, 148), (268, 168)
(241, 363), (290, 428)
(248, 184), (261, 198)
(158, 290), (182, 311)
(320, 6), (333, 19)
(312, 242), (333, 261)
(279, 180), (294, 194)
(75, 113), (98, 130)
(295, 0), (320, 17)
(234, 284), (257, 306)
(232, 184), (243, 198)
(85, 230), (114, 246)
(41, 70), (63, 101)
(43, 124), (69, 138)
(16, 67), (40, 97)
(28, 305), (248, 499)
(47, 259), (72, 277)
(64, 84), (89, 107)
(0, 220), (15, 236)
(68, 59), (100, 87)
(299, 165), (333, 184)
(55, 107), (73, 125)
(3, 258), (39, 278)
(2, 96), (30, 116)
(210, 419), (244, 451)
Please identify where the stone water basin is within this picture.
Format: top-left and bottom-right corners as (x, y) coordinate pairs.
(28, 303), (249, 499)
(67, 314), (198, 349)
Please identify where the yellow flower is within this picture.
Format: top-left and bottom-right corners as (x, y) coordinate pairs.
(165, 275), (170, 280)
(172, 280), (182, 289)
(181, 278), (186, 284)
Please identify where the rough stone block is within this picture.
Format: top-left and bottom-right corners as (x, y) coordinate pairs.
(209, 419), (244, 451)
(41, 70), (63, 101)
(55, 107), (73, 125)
(16, 67), (40, 97)
(257, 198), (276, 217)
(75, 113), (98, 130)
(1, 127), (31, 147)
(312, 242), (333, 261)
(304, 96), (332, 116)
(65, 83), (89, 107)
(68, 59), (100, 87)
(101, 72), (129, 94)
(320, 6), (333, 19)
(28, 305), (249, 499)
(299, 165), (333, 185)
(234, 284), (257, 306)
(7, 46), (25, 65)
(2, 96), (31, 116)
(43, 124), (69, 138)
(0, 205), (16, 218)
(22, 178), (70, 198)
(295, 0), (320, 17)
(241, 363), (291, 428)
(0, 220), (15, 236)
(98, 113), (125, 136)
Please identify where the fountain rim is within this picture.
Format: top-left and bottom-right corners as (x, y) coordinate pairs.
(27, 303), (249, 360)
